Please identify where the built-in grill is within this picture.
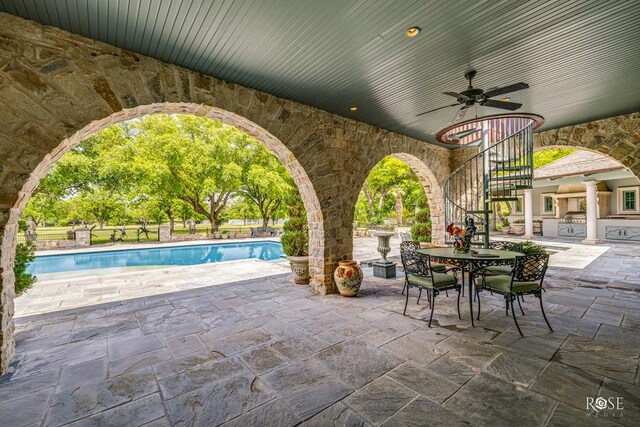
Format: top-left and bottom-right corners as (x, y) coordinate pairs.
(559, 211), (586, 224)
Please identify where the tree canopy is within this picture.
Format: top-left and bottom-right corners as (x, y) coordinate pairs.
(354, 157), (428, 226)
(24, 115), (295, 229)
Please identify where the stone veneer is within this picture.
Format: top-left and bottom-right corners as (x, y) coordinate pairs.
(0, 13), (451, 371)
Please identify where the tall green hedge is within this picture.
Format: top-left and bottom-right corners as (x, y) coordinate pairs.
(411, 207), (432, 242)
(281, 192), (309, 256)
(15, 221), (37, 295)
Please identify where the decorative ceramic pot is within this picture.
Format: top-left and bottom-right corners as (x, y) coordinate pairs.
(288, 256), (310, 285)
(334, 260), (363, 297)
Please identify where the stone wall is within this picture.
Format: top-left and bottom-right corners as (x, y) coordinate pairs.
(0, 13), (451, 371)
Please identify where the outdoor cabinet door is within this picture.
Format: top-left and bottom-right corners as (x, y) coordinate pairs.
(558, 223), (586, 238)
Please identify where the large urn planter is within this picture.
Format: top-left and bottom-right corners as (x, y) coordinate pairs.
(511, 223), (525, 235)
(334, 260), (364, 297)
(288, 256), (310, 285)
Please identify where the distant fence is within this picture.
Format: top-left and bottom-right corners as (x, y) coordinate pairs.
(16, 232), (71, 243)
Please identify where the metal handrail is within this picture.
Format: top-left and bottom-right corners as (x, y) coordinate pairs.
(443, 120), (535, 247)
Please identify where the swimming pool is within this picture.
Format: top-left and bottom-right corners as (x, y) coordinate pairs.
(27, 241), (285, 275)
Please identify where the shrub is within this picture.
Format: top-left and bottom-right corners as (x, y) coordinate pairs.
(414, 207), (430, 224)
(520, 240), (546, 254)
(411, 208), (432, 242)
(14, 240), (37, 295)
(281, 192), (308, 257)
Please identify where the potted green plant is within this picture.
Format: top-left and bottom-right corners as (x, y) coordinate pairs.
(281, 191), (310, 285)
(501, 218), (511, 235)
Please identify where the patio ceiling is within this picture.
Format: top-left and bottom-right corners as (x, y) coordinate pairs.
(2, 0), (640, 146)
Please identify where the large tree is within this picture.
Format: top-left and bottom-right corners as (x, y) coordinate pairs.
(355, 157), (423, 225)
(238, 142), (293, 228)
(127, 115), (245, 231)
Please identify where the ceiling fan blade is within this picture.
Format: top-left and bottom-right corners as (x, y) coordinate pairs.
(453, 106), (468, 122)
(416, 103), (459, 117)
(443, 91), (469, 100)
(482, 99), (522, 111)
(483, 82), (529, 98)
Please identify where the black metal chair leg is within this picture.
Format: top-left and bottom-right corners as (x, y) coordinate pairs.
(428, 292), (436, 327)
(456, 287), (462, 320)
(510, 297), (524, 337)
(476, 290), (481, 321)
(403, 284), (410, 316)
(539, 294), (553, 332)
(505, 298), (509, 316)
(402, 281), (406, 295)
(417, 288), (422, 305)
(516, 293), (525, 316)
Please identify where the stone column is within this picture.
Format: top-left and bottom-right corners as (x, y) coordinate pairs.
(74, 229), (91, 247)
(583, 181), (599, 244)
(523, 188), (534, 239)
(158, 225), (172, 242)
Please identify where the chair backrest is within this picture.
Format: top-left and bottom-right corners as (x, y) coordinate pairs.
(399, 232), (412, 242)
(400, 241), (430, 277)
(513, 253), (549, 283)
(489, 240), (522, 252)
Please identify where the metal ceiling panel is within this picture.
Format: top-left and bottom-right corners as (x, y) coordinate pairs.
(1, 0), (639, 147)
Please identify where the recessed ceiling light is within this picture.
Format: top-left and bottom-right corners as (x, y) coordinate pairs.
(350, 106), (358, 111)
(500, 97), (511, 102)
(406, 27), (421, 37)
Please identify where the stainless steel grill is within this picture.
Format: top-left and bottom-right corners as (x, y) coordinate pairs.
(559, 211), (586, 224)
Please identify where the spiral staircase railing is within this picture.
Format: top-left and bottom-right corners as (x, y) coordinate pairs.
(442, 115), (542, 247)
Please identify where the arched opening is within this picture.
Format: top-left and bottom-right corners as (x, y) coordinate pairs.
(1, 103), (323, 366)
(497, 146), (640, 241)
(351, 154), (444, 261)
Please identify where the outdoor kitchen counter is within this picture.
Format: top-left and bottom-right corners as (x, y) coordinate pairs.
(542, 217), (640, 241)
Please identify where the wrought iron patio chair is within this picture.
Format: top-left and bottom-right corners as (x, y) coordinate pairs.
(399, 232), (412, 242)
(400, 241), (449, 295)
(475, 253), (552, 336)
(481, 241), (523, 276)
(400, 242), (461, 327)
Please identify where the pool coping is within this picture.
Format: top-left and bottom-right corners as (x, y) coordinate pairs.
(34, 237), (281, 256)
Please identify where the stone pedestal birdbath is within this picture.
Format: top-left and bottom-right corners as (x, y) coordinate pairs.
(373, 232), (396, 278)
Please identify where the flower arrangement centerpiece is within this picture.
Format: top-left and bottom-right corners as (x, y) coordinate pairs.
(446, 217), (477, 254)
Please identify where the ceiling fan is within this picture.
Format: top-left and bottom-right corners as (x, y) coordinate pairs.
(417, 70), (529, 122)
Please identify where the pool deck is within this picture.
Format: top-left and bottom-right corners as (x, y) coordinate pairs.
(2, 238), (639, 426)
(19, 236), (626, 318)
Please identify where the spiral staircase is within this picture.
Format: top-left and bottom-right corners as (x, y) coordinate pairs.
(440, 115), (544, 247)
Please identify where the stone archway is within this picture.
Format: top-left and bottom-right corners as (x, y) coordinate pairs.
(390, 153), (446, 243)
(350, 152), (445, 249)
(1, 103), (326, 370)
(533, 112), (640, 179)
(532, 144), (640, 182)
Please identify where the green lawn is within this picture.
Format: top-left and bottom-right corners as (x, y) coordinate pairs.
(23, 223), (283, 245)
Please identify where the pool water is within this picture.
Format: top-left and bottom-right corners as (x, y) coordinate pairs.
(27, 241), (285, 275)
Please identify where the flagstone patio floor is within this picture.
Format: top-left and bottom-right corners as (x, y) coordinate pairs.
(1, 240), (639, 426)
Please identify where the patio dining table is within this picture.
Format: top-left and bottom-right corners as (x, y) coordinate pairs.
(417, 247), (523, 327)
